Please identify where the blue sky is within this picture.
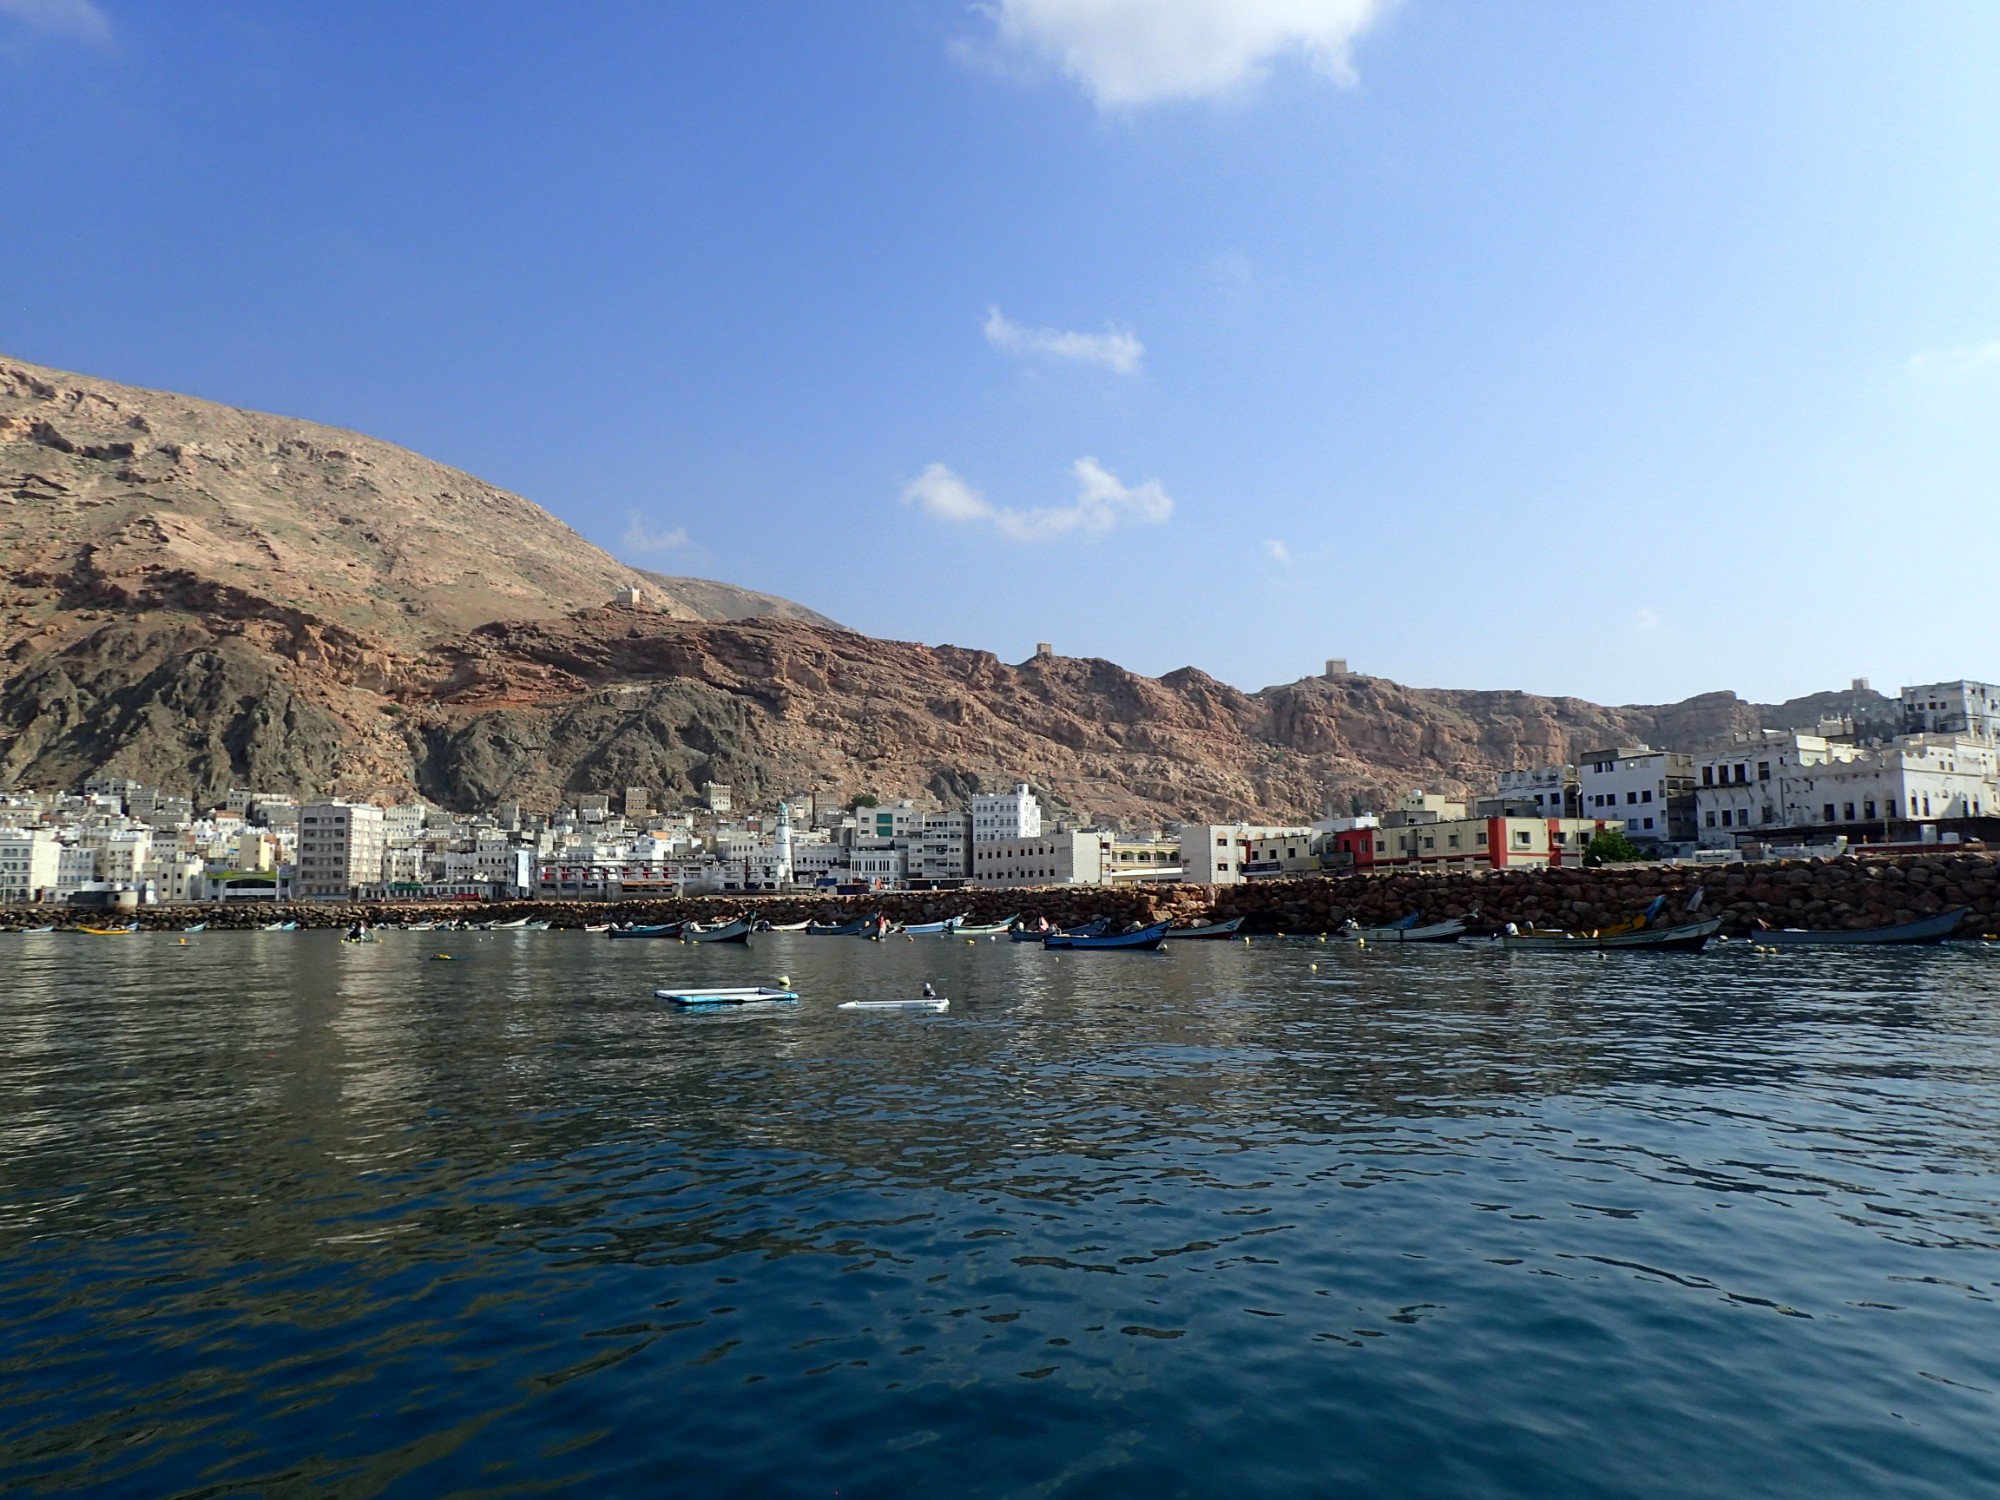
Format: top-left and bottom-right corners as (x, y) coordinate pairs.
(3, 1), (1996, 706)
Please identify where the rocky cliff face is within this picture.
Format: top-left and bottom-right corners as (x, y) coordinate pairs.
(0, 353), (1892, 817)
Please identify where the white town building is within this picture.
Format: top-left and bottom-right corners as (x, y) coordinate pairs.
(1177, 823), (1317, 885)
(0, 828), (61, 902)
(295, 802), (387, 900)
(971, 830), (1109, 888)
(971, 784), (1042, 843)
(1578, 746), (1696, 846)
(1901, 681), (2000, 744)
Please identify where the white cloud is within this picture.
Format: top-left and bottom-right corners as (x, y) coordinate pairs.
(620, 515), (692, 554)
(1907, 341), (2000, 380)
(1263, 539), (1293, 566)
(984, 306), (1145, 375)
(902, 457), (1173, 542)
(981, 0), (1390, 108)
(0, 0), (110, 42)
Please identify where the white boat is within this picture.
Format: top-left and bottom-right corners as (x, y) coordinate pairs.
(656, 986), (799, 1008)
(764, 919), (813, 932)
(491, 918), (531, 930)
(1337, 917), (1467, 943)
(838, 997), (950, 1013)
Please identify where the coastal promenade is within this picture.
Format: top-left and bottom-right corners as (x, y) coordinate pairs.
(9, 852), (1995, 939)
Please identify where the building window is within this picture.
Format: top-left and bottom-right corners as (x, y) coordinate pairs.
(1824, 804), (1836, 823)
(1448, 834), (1461, 848)
(1705, 811), (1716, 827)
(1641, 790), (1652, 803)
(1758, 762), (1771, 781)
(1720, 811), (1732, 827)
(1643, 817), (1654, 830)
(1863, 801), (1876, 819)
(1843, 803), (1855, 821)
(1627, 792), (1639, 805)
(1515, 831), (1532, 847)
(1702, 767), (1714, 786)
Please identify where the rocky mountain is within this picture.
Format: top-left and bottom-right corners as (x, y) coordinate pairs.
(0, 352), (1891, 819)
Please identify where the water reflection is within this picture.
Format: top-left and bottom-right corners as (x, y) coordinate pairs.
(2, 933), (1998, 1496)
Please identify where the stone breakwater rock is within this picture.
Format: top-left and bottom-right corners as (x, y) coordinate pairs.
(5, 853), (1994, 936)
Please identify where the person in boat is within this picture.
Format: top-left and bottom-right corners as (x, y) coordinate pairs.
(922, 982), (936, 999)
(345, 922), (364, 942)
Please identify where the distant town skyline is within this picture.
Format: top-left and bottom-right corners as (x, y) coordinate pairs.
(3, 2), (1995, 704)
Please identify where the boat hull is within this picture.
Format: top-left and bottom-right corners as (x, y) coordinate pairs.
(1468, 918), (1723, 953)
(1345, 919), (1468, 943)
(1044, 921), (1172, 952)
(1168, 917), (1247, 940)
(1756, 908), (1966, 946)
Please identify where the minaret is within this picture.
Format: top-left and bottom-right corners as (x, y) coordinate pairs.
(775, 801), (794, 886)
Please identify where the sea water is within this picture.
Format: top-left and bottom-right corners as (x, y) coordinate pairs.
(2, 930), (1998, 1496)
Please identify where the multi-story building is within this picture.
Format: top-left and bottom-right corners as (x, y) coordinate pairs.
(1106, 836), (1181, 882)
(971, 831), (1109, 888)
(1329, 815), (1610, 873)
(971, 784), (1042, 843)
(1578, 746), (1696, 846)
(850, 845), (907, 888)
(857, 799), (926, 842)
(1485, 765), (1578, 818)
(1794, 736), (1998, 832)
(909, 812), (972, 884)
(0, 828), (61, 902)
(1177, 823), (1316, 884)
(1901, 681), (2000, 744)
(1243, 830), (1322, 880)
(1694, 733), (1839, 847)
(295, 802), (387, 900)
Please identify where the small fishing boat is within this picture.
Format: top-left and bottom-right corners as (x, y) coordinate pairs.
(1463, 917), (1723, 953)
(607, 922), (686, 940)
(1752, 907), (1967, 946)
(899, 915), (967, 936)
(181, 921), (208, 934)
(683, 917), (753, 945)
(521, 919), (552, 931)
(583, 923), (612, 934)
(406, 920), (437, 932)
(77, 924), (136, 936)
(19, 925), (55, 934)
(838, 997), (950, 1013)
(954, 915), (1018, 937)
(1338, 916), (1468, 943)
(489, 918), (529, 930)
(262, 920), (297, 932)
(1010, 923), (1053, 942)
(807, 917), (872, 936)
(655, 985), (799, 1008)
(1045, 920), (1172, 952)
(1167, 916), (1246, 940)
(763, 919), (813, 932)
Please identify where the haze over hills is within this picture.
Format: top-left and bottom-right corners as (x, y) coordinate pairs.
(0, 353), (1896, 820)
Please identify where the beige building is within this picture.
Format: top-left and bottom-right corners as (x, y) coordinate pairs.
(972, 830), (1109, 887)
(1177, 823), (1316, 885)
(296, 802), (387, 899)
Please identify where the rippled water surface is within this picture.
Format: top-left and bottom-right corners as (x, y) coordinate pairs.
(4, 930), (2000, 1497)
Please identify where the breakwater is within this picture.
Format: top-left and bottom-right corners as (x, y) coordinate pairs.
(6, 852), (1996, 937)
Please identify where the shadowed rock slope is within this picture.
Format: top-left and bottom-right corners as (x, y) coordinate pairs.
(1, 353), (1887, 817)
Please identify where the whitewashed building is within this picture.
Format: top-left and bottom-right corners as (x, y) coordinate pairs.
(1901, 681), (2000, 743)
(1579, 746), (1696, 846)
(296, 802), (387, 900)
(1176, 823), (1316, 885)
(971, 784), (1042, 843)
(0, 828), (61, 902)
(971, 830), (1109, 888)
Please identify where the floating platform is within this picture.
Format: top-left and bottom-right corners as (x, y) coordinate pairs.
(838, 998), (949, 1013)
(656, 986), (799, 1008)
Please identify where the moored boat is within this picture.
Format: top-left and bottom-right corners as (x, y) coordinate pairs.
(899, 915), (967, 936)
(181, 921), (207, 933)
(1045, 920), (1172, 952)
(838, 997), (950, 1013)
(1462, 917), (1723, 953)
(955, 915), (1018, 937)
(607, 922), (685, 939)
(261, 920), (297, 932)
(1339, 917), (1468, 943)
(1753, 908), (1967, 946)
(765, 919), (813, 932)
(683, 917), (753, 945)
(1168, 916), (1247, 940)
(807, 918), (871, 936)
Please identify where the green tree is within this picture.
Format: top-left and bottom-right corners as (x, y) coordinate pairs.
(848, 793), (878, 810)
(1585, 828), (1645, 865)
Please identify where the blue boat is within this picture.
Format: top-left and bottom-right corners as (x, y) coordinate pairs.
(1754, 907), (1967, 946)
(807, 918), (871, 936)
(1044, 920), (1172, 952)
(607, 922), (686, 939)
